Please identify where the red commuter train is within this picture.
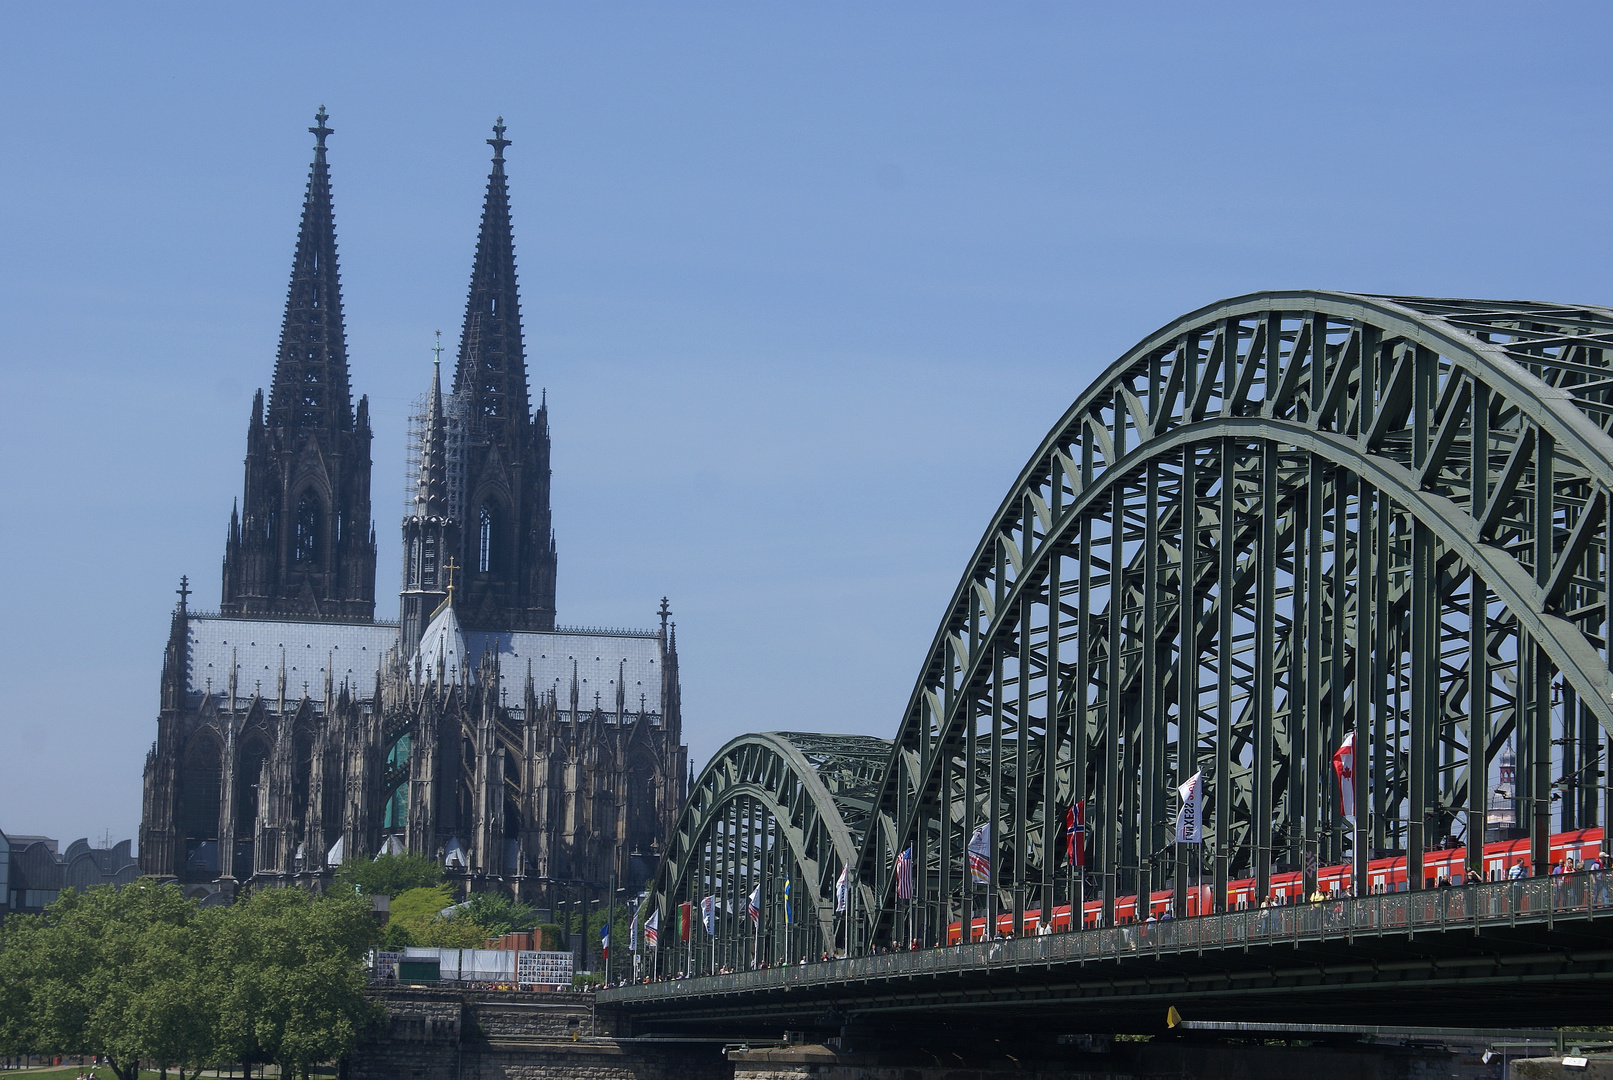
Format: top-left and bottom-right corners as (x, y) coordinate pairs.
(945, 826), (1604, 943)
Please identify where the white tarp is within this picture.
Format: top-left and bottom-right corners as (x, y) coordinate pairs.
(399, 947), (571, 984)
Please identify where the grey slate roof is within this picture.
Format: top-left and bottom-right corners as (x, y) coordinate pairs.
(463, 629), (663, 714)
(185, 615), (664, 711)
(187, 617), (399, 702)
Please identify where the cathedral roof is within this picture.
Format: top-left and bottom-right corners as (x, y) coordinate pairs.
(415, 597), (468, 679)
(462, 628), (663, 714)
(181, 614), (665, 713)
(186, 616), (398, 704)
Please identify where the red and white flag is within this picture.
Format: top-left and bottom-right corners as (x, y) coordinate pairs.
(896, 845), (914, 899)
(748, 885), (761, 925)
(1334, 732), (1357, 821)
(968, 824), (992, 885)
(1065, 801), (1086, 868)
(644, 909), (659, 949)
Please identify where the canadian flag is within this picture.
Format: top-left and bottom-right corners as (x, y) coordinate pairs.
(1334, 732), (1357, 822)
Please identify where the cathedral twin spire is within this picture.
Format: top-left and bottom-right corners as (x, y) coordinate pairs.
(454, 117), (530, 431)
(223, 109), (552, 633)
(222, 108), (375, 621)
(268, 107), (354, 435)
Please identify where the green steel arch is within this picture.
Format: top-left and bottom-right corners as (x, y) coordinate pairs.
(851, 291), (1613, 949)
(645, 731), (890, 973)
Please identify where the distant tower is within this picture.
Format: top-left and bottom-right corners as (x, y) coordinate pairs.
(221, 108), (377, 620)
(401, 338), (460, 657)
(449, 119), (558, 632)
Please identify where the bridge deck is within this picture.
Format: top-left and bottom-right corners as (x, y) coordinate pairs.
(602, 876), (1613, 1029)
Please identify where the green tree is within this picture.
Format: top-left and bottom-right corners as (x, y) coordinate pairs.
(0, 882), (213, 1080)
(387, 886), (491, 947)
(332, 853), (443, 898)
(460, 892), (534, 937)
(206, 888), (380, 1080)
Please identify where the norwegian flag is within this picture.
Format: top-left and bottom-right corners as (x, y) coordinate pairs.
(896, 845), (914, 900)
(1065, 801), (1086, 868)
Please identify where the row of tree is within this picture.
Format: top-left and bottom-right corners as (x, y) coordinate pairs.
(0, 883), (378, 1080)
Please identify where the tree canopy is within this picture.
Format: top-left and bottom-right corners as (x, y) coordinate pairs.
(386, 887), (491, 947)
(0, 883), (379, 1080)
(331, 853), (443, 899)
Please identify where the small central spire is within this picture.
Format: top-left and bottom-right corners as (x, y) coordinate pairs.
(488, 116), (510, 162)
(310, 106), (333, 151)
(431, 328), (444, 370)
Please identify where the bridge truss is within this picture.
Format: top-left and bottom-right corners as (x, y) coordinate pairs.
(646, 732), (890, 974)
(649, 292), (1613, 975)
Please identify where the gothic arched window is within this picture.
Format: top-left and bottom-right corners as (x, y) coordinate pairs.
(294, 493), (321, 565)
(408, 537), (421, 587)
(479, 505), (493, 573)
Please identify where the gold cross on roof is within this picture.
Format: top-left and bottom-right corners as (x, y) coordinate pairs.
(443, 556), (460, 598)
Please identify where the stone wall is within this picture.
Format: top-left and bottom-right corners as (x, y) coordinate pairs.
(350, 988), (727, 1080)
(728, 1039), (1464, 1080)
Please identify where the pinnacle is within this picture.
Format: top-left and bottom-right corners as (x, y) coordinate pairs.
(453, 118), (528, 430)
(267, 111), (352, 433)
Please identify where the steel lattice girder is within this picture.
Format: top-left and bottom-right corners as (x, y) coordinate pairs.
(647, 732), (891, 968)
(854, 291), (1613, 949)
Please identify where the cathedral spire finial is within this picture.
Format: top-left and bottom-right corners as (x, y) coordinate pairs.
(488, 117), (509, 163)
(310, 106), (332, 152)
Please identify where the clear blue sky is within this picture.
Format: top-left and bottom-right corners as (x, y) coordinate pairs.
(2, 4), (1609, 847)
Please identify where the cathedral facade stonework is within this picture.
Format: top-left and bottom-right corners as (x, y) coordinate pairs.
(139, 112), (687, 903)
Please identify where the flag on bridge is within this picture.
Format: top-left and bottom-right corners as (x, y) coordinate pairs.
(645, 909), (659, 949)
(1175, 770), (1205, 844)
(968, 824), (992, 885)
(630, 909), (639, 953)
(1065, 801), (1086, 868)
(835, 866), (849, 912)
(748, 884), (761, 925)
(784, 878), (793, 923)
(1334, 732), (1357, 822)
(896, 845), (914, 900)
(702, 894), (717, 936)
(600, 921), (610, 961)
(679, 900), (692, 942)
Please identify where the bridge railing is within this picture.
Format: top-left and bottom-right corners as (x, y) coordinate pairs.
(602, 873), (1613, 1002)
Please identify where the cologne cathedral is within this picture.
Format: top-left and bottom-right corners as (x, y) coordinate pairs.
(139, 111), (688, 903)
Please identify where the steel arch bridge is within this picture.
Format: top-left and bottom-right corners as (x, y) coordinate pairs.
(642, 291), (1613, 979)
(647, 732), (891, 972)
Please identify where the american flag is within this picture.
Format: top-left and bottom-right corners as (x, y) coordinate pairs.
(896, 845), (914, 900)
(748, 884), (761, 925)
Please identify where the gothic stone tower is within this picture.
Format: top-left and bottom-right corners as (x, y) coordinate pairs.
(221, 108), (377, 621)
(450, 121), (558, 633)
